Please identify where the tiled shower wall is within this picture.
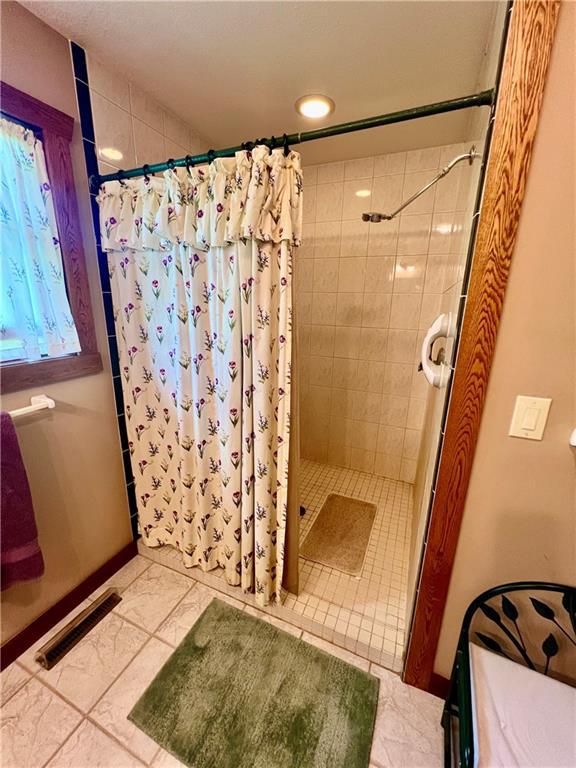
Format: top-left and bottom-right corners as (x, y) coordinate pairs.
(296, 143), (477, 482)
(82, 53), (209, 177)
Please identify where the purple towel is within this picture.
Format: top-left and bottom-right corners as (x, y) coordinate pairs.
(1, 412), (44, 590)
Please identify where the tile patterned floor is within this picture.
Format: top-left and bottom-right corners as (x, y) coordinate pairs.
(294, 460), (412, 668)
(0, 556), (443, 767)
(137, 459), (413, 672)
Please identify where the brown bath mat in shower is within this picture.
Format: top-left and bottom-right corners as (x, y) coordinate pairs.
(301, 494), (377, 576)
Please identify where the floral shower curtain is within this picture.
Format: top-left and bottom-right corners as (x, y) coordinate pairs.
(97, 147), (302, 605)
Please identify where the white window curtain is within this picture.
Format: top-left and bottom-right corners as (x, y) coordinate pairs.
(97, 147), (302, 605)
(0, 116), (81, 363)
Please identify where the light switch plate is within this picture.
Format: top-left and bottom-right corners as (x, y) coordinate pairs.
(509, 396), (552, 440)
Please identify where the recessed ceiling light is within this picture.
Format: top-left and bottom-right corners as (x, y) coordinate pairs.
(355, 189), (371, 198)
(295, 94), (335, 119)
(99, 147), (123, 162)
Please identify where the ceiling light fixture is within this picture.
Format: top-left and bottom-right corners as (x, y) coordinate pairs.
(295, 94), (335, 119)
(99, 147), (123, 162)
(355, 189), (371, 198)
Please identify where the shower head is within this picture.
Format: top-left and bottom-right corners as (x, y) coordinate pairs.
(361, 212), (392, 223)
(361, 145), (480, 224)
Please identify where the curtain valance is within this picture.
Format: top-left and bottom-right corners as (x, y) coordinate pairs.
(97, 146), (303, 252)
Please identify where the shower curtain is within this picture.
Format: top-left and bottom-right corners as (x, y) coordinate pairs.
(97, 147), (302, 605)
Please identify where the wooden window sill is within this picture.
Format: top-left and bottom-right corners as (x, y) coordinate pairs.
(1, 351), (103, 394)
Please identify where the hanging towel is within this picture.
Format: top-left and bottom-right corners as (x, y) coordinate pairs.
(1, 412), (44, 590)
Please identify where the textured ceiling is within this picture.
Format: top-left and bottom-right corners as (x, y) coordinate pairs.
(21, 1), (503, 164)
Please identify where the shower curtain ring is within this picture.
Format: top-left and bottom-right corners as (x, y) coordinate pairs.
(207, 149), (216, 164)
(282, 133), (290, 157)
(167, 158), (176, 170)
(142, 164), (151, 182)
(185, 155), (194, 173)
(117, 170), (127, 187)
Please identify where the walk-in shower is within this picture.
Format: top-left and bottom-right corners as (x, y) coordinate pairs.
(94, 62), (497, 672)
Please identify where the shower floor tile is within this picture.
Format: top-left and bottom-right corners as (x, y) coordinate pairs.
(294, 459), (412, 671)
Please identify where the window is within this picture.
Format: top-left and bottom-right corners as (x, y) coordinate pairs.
(0, 81), (101, 392)
(0, 116), (81, 363)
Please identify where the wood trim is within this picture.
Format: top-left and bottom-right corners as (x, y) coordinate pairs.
(429, 673), (450, 700)
(0, 81), (74, 139)
(1, 353), (103, 393)
(0, 81), (102, 393)
(0, 541), (138, 670)
(403, 0), (561, 691)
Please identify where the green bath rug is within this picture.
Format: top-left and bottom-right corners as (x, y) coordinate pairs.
(129, 599), (379, 768)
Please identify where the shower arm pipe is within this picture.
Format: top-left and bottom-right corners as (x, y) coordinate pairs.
(96, 89), (494, 184)
(362, 145), (480, 223)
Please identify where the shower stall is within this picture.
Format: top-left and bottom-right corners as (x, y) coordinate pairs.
(291, 139), (485, 669)
(94, 22), (502, 669)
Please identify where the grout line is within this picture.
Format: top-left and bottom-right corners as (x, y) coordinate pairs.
(40, 717), (85, 768)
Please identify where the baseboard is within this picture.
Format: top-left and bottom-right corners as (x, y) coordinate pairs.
(0, 540), (137, 670)
(429, 672), (450, 699)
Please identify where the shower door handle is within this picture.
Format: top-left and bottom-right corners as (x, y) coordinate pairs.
(420, 313), (454, 388)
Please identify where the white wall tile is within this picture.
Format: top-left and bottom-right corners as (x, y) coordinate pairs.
(334, 326), (362, 358)
(316, 182), (344, 222)
(91, 92), (135, 171)
(377, 425), (404, 457)
(405, 147), (441, 172)
(365, 257), (395, 293)
(164, 138), (188, 162)
(88, 56), (130, 109)
(310, 325), (335, 357)
(362, 293), (392, 329)
(380, 396), (409, 428)
(393, 256), (426, 294)
(129, 84), (164, 131)
(389, 294), (421, 330)
(343, 180), (374, 220)
(133, 118), (165, 166)
(314, 221), (341, 258)
(163, 111), (190, 146)
(406, 397), (426, 430)
(402, 171), (436, 214)
(359, 328), (388, 362)
(397, 214), (432, 256)
(313, 259), (339, 292)
(311, 292), (337, 325)
(374, 152), (406, 177)
(341, 220), (369, 257)
(299, 142), (477, 477)
(344, 157), (374, 180)
(372, 174), (404, 214)
(332, 358), (358, 389)
(317, 162), (345, 184)
(387, 330), (418, 363)
(336, 293), (364, 326)
(338, 257), (366, 292)
(368, 219), (399, 256)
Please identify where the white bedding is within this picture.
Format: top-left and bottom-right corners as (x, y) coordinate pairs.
(469, 642), (576, 767)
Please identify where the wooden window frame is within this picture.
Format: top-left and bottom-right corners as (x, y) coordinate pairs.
(0, 81), (102, 393)
(402, 0), (561, 694)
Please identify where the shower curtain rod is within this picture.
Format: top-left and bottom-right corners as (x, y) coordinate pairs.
(97, 89), (494, 184)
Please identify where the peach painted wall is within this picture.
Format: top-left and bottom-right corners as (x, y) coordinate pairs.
(434, 0), (576, 678)
(0, 2), (131, 643)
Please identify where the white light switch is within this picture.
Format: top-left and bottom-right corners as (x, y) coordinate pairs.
(509, 396), (552, 440)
